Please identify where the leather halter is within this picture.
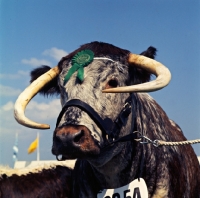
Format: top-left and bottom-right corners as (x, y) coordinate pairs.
(56, 94), (136, 144)
(56, 95), (145, 179)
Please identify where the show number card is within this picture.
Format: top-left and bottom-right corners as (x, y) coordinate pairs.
(97, 178), (148, 198)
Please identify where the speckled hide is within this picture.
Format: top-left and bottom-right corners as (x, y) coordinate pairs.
(22, 42), (200, 197)
(0, 162), (73, 198)
(71, 93), (200, 197)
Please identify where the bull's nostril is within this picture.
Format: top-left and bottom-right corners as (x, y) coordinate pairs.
(73, 130), (84, 144)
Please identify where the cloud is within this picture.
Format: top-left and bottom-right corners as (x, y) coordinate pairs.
(26, 99), (61, 121)
(0, 70), (29, 79)
(43, 47), (67, 61)
(0, 84), (21, 96)
(0, 99), (61, 138)
(1, 99), (61, 121)
(2, 101), (14, 111)
(20, 47), (67, 68)
(0, 101), (15, 124)
(21, 58), (52, 67)
(18, 70), (29, 76)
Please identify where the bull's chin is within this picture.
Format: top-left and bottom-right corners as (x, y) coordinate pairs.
(52, 145), (101, 160)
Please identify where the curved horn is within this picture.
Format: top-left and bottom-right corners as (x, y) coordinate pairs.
(14, 66), (60, 129)
(102, 54), (171, 93)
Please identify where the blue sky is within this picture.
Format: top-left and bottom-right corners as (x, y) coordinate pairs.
(0, 0), (200, 167)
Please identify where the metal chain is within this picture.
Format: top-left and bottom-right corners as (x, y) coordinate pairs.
(134, 131), (200, 147)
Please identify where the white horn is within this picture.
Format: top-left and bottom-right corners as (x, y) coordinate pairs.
(14, 66), (60, 129)
(102, 54), (171, 93)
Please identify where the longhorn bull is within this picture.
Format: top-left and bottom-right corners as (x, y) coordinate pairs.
(11, 42), (200, 197)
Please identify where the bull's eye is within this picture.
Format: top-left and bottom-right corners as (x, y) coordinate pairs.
(106, 78), (118, 89)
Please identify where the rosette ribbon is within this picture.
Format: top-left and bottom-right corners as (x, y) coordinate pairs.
(64, 50), (94, 84)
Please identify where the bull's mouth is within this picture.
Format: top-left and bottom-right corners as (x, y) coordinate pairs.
(52, 140), (101, 159)
(51, 125), (101, 159)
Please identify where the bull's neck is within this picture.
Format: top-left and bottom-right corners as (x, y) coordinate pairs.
(90, 141), (141, 189)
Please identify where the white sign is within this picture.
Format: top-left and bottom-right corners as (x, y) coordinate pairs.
(97, 178), (148, 198)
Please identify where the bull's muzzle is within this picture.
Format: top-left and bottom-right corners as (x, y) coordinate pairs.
(52, 125), (100, 159)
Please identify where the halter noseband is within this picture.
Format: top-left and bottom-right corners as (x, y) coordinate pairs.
(56, 94), (135, 143)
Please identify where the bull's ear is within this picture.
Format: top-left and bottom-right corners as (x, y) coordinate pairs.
(128, 46), (157, 84)
(140, 46), (157, 59)
(30, 66), (60, 96)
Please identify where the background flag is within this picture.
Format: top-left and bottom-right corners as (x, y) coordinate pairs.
(28, 136), (38, 154)
(13, 133), (18, 162)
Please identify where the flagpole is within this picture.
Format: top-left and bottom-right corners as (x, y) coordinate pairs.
(37, 132), (40, 161)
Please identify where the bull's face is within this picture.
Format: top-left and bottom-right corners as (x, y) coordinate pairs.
(14, 42), (171, 166)
(52, 58), (131, 165)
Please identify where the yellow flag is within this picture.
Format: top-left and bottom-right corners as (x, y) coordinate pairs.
(28, 137), (38, 154)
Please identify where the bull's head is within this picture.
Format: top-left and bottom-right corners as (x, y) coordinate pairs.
(14, 42), (171, 166)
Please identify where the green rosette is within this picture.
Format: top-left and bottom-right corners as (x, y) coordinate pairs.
(64, 50), (94, 84)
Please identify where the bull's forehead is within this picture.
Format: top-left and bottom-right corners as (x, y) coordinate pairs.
(58, 59), (129, 107)
(59, 59), (129, 81)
